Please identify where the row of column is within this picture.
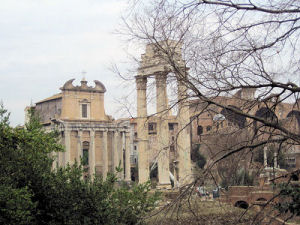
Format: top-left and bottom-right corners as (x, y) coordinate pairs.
(263, 146), (279, 169)
(136, 69), (192, 187)
(62, 129), (131, 181)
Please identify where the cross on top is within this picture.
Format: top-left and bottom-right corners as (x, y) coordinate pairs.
(81, 70), (87, 81)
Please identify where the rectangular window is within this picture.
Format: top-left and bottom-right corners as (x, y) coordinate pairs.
(82, 104), (87, 118)
(82, 149), (89, 166)
(148, 123), (154, 131)
(170, 145), (175, 152)
(168, 123), (174, 131)
(148, 123), (157, 134)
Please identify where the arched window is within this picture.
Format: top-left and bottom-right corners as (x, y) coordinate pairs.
(291, 174), (299, 181)
(255, 107), (277, 120)
(234, 200), (249, 209)
(197, 125), (203, 135)
(256, 198), (267, 202)
(82, 141), (89, 166)
(220, 105), (246, 128)
(206, 126), (211, 132)
(287, 110), (300, 133)
(254, 107), (277, 132)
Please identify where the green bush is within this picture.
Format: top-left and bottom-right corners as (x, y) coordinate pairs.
(0, 105), (160, 225)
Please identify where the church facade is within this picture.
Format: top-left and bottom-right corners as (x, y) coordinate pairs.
(27, 78), (131, 181)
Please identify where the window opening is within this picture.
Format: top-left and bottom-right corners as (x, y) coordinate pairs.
(82, 141), (89, 166)
(82, 104), (88, 118)
(169, 123), (174, 131)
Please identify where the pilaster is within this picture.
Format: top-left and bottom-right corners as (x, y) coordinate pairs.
(113, 130), (120, 174)
(64, 130), (71, 166)
(90, 130), (95, 179)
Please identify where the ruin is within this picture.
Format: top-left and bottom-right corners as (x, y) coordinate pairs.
(135, 41), (192, 188)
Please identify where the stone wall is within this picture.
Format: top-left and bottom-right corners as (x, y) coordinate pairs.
(35, 97), (62, 123)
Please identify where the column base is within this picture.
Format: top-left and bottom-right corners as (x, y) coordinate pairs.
(178, 174), (194, 187)
(156, 183), (172, 190)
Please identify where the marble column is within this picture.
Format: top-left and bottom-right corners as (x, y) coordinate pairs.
(90, 130), (95, 179)
(77, 130), (82, 163)
(176, 72), (192, 185)
(64, 129), (71, 166)
(113, 130), (120, 173)
(119, 131), (124, 179)
(155, 73), (171, 189)
(125, 132), (131, 181)
(136, 75), (149, 183)
(102, 129), (108, 179)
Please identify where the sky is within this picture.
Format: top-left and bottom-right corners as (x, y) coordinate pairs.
(0, 0), (139, 126)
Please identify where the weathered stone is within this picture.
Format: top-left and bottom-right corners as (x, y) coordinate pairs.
(135, 40), (193, 188)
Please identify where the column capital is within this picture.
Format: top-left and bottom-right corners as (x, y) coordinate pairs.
(135, 75), (147, 90)
(125, 132), (131, 138)
(155, 72), (167, 86)
(155, 71), (168, 77)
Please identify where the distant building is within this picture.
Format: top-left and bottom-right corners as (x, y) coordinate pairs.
(189, 88), (300, 172)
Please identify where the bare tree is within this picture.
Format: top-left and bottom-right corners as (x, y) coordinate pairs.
(120, 0), (300, 223)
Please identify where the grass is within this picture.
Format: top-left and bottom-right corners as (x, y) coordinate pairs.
(146, 199), (256, 225)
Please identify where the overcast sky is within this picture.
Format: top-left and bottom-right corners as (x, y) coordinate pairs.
(0, 0), (139, 126)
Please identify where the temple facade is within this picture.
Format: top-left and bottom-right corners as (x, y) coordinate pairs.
(26, 78), (131, 181)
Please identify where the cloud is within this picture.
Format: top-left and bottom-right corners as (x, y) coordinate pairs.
(0, 0), (135, 126)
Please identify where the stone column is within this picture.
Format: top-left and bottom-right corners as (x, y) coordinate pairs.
(64, 129), (71, 166)
(51, 152), (58, 170)
(274, 151), (278, 168)
(176, 72), (192, 185)
(102, 129), (108, 179)
(90, 130), (96, 178)
(113, 130), (120, 174)
(119, 131), (124, 179)
(58, 135), (63, 167)
(264, 146), (268, 168)
(77, 130), (82, 163)
(125, 132), (131, 181)
(156, 73), (171, 189)
(136, 76), (149, 183)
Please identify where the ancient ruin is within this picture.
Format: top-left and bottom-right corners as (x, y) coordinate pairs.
(135, 41), (192, 188)
(25, 42), (300, 192)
